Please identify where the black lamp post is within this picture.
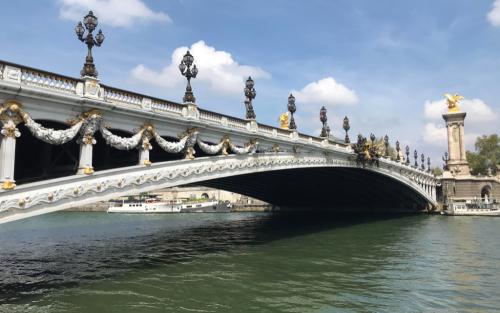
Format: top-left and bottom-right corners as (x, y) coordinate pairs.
(244, 77), (257, 119)
(427, 157), (431, 173)
(405, 145), (410, 165)
(421, 153), (425, 170)
(396, 140), (401, 162)
(179, 50), (198, 104)
(343, 116), (350, 143)
(370, 133), (376, 143)
(75, 11), (105, 78)
(320, 106), (328, 137)
(384, 135), (389, 158)
(414, 150), (418, 167)
(288, 94), (297, 130)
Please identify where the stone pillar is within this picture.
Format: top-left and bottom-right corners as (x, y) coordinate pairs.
(0, 121), (20, 190)
(139, 131), (152, 166)
(77, 135), (95, 175)
(442, 112), (470, 176)
(0, 101), (22, 190)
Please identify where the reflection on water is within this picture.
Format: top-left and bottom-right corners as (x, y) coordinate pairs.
(0, 212), (499, 312)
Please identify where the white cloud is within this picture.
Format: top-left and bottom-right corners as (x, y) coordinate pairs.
(291, 77), (358, 109)
(424, 98), (497, 123)
(131, 40), (270, 95)
(58, 0), (171, 27)
(422, 122), (447, 146)
(488, 0), (500, 27)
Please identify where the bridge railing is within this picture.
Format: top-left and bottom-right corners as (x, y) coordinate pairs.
(0, 60), (345, 148)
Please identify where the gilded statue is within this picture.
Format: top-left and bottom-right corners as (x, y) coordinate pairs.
(279, 112), (289, 129)
(444, 93), (464, 113)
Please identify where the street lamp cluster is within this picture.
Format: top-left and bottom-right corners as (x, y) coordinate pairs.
(73, 11), (432, 173)
(75, 11), (105, 78)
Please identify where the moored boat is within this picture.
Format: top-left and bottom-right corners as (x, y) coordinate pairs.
(442, 197), (500, 216)
(107, 198), (231, 214)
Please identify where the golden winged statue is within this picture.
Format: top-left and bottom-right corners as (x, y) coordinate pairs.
(279, 112), (289, 129)
(444, 93), (464, 113)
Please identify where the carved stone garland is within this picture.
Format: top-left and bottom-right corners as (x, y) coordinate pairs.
(22, 113), (83, 145)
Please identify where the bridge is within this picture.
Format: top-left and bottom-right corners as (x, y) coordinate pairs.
(0, 58), (438, 224)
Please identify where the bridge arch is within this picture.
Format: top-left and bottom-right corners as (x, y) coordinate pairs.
(0, 153), (437, 224)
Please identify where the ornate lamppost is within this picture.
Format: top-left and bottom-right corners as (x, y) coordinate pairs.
(244, 77), (257, 120)
(343, 116), (350, 143)
(442, 151), (449, 170)
(405, 145), (410, 165)
(370, 133), (376, 144)
(320, 106), (328, 137)
(427, 157), (431, 173)
(384, 135), (389, 158)
(421, 153), (425, 170)
(288, 94), (297, 130)
(326, 125), (331, 138)
(395, 140), (401, 162)
(75, 11), (105, 78)
(414, 150), (418, 167)
(179, 51), (198, 104)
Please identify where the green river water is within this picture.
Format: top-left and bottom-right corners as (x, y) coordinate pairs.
(0, 212), (499, 312)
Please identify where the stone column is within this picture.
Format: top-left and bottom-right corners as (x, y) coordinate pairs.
(0, 101), (22, 190)
(442, 112), (470, 176)
(76, 113), (101, 175)
(0, 120), (20, 190)
(77, 135), (95, 175)
(138, 132), (152, 166)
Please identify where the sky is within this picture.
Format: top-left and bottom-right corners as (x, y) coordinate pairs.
(1, 0), (499, 167)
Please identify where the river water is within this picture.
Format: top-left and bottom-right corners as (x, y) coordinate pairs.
(0, 212), (499, 313)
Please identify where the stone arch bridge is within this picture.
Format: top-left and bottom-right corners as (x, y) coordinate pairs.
(0, 61), (438, 224)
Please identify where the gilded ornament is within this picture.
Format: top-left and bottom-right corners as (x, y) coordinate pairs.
(279, 112), (289, 129)
(0, 100), (24, 125)
(18, 198), (26, 207)
(144, 160), (152, 166)
(444, 93), (464, 113)
(83, 167), (94, 175)
(2, 180), (16, 190)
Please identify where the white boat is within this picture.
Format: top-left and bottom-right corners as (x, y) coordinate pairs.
(107, 198), (230, 213)
(442, 197), (500, 216)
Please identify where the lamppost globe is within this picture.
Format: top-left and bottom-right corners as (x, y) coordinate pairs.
(246, 76), (254, 89)
(75, 22), (84, 38)
(83, 11), (97, 32)
(192, 65), (198, 78)
(178, 62), (186, 74)
(95, 30), (105, 45)
(183, 51), (194, 68)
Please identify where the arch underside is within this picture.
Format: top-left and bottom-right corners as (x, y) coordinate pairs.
(0, 154), (435, 224)
(199, 167), (431, 212)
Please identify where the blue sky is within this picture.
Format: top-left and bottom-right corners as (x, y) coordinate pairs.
(1, 0), (499, 166)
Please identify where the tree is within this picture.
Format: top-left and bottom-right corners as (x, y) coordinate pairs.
(466, 134), (499, 175)
(432, 167), (443, 176)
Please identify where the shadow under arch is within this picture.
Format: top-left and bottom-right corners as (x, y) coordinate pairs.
(15, 120), (79, 184)
(199, 167), (430, 212)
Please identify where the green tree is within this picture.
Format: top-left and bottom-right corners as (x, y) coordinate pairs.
(432, 167), (443, 176)
(466, 134), (499, 175)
